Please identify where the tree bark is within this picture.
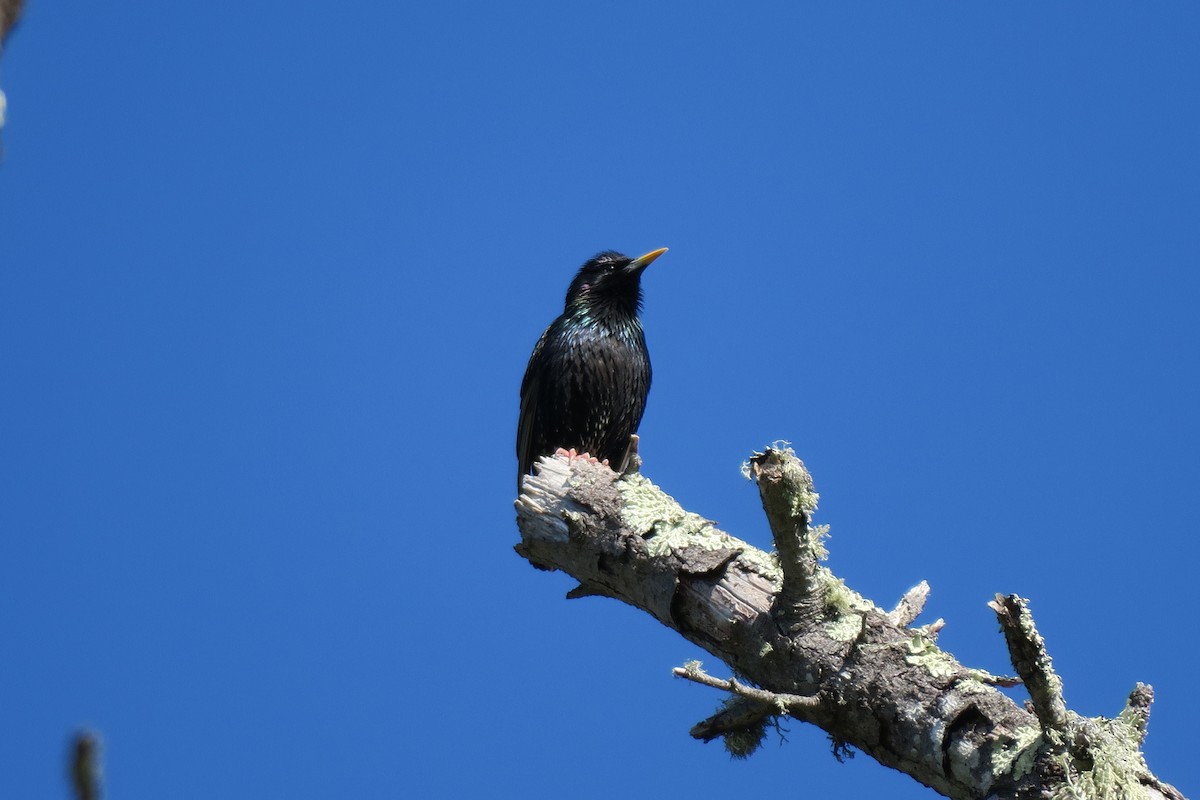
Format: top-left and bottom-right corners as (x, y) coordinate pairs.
(514, 447), (1183, 800)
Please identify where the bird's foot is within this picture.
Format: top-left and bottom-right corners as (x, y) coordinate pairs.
(554, 447), (610, 467)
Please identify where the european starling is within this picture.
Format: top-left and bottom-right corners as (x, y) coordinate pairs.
(517, 247), (667, 492)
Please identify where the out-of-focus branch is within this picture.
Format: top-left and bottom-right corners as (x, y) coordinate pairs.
(69, 730), (102, 800)
(1, 0), (23, 48)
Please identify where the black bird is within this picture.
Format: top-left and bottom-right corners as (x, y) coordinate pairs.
(517, 247), (667, 491)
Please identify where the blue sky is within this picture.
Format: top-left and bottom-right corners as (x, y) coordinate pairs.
(2, 4), (1198, 798)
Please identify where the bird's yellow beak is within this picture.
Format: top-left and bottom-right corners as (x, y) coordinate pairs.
(628, 247), (668, 272)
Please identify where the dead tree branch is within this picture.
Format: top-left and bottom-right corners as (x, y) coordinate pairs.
(68, 730), (102, 800)
(514, 446), (1183, 800)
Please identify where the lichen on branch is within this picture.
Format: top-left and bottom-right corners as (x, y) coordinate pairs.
(514, 447), (1183, 800)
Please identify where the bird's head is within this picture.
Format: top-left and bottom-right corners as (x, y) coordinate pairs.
(564, 248), (668, 317)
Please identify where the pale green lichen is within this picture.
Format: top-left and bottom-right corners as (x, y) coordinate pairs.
(1046, 715), (1153, 800)
(618, 474), (786, 578)
(747, 444), (822, 518)
(954, 677), (993, 696)
(1115, 700), (1149, 741)
(826, 614), (864, 642)
(824, 573), (874, 615)
(642, 518), (726, 558)
(807, 524), (831, 561)
(990, 724), (1044, 782)
(617, 473), (693, 536)
(782, 461), (820, 518)
(986, 713), (1152, 799)
(904, 633), (959, 679)
(737, 548), (784, 583)
(963, 667), (1018, 687)
(821, 573), (873, 641)
(618, 474), (732, 558)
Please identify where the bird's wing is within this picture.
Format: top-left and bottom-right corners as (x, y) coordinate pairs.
(516, 328), (550, 491)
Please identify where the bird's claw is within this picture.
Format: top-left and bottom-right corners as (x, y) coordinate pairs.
(554, 447), (609, 467)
